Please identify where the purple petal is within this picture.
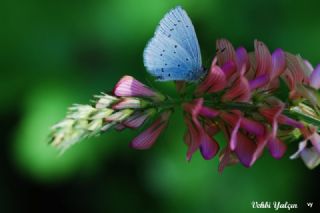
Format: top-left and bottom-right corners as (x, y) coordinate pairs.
(199, 106), (219, 118)
(234, 133), (256, 167)
(236, 47), (250, 71)
(199, 134), (219, 160)
(241, 117), (265, 136)
(277, 115), (304, 129)
(310, 64), (320, 89)
(271, 48), (286, 79)
(249, 74), (269, 90)
(267, 137), (287, 159)
(221, 61), (236, 79)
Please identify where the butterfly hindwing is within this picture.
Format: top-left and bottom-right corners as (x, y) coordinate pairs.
(143, 6), (202, 81)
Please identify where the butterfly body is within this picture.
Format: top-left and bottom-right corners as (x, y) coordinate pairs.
(143, 6), (203, 81)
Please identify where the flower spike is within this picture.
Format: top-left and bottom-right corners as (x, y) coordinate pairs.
(49, 36), (320, 172)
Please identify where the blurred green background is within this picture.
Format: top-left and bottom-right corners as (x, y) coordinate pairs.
(1, 0), (320, 212)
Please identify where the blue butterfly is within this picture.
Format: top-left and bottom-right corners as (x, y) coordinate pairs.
(143, 6), (203, 81)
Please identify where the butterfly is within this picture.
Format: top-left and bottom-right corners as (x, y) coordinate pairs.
(143, 6), (203, 81)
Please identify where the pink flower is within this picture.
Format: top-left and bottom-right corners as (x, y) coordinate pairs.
(220, 111), (267, 167)
(258, 102), (300, 159)
(130, 110), (171, 150)
(113, 75), (165, 101)
(183, 98), (219, 160)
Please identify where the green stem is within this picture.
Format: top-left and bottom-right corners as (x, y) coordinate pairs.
(155, 94), (320, 128)
(284, 109), (320, 127)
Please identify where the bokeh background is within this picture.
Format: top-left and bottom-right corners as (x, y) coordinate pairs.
(1, 0), (320, 212)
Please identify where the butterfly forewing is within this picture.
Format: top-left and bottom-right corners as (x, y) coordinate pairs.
(143, 6), (202, 81)
(144, 34), (195, 80)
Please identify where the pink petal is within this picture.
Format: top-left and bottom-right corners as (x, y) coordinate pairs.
(259, 104), (284, 139)
(254, 40), (272, 77)
(283, 53), (308, 91)
(184, 118), (201, 161)
(222, 67), (251, 102)
(229, 116), (241, 151)
(114, 123), (126, 131)
(112, 98), (146, 110)
(114, 76), (164, 100)
(196, 59), (226, 95)
(207, 68), (227, 93)
(203, 120), (219, 136)
(183, 98), (204, 121)
(130, 111), (171, 149)
(216, 39), (236, 66)
(251, 135), (269, 164)
(267, 137), (287, 159)
(259, 105), (283, 124)
(123, 111), (151, 128)
(218, 147), (239, 173)
(271, 48), (286, 80)
(310, 64), (320, 89)
(259, 104), (302, 129)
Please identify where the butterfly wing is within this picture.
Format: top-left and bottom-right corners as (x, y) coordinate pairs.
(143, 6), (202, 81)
